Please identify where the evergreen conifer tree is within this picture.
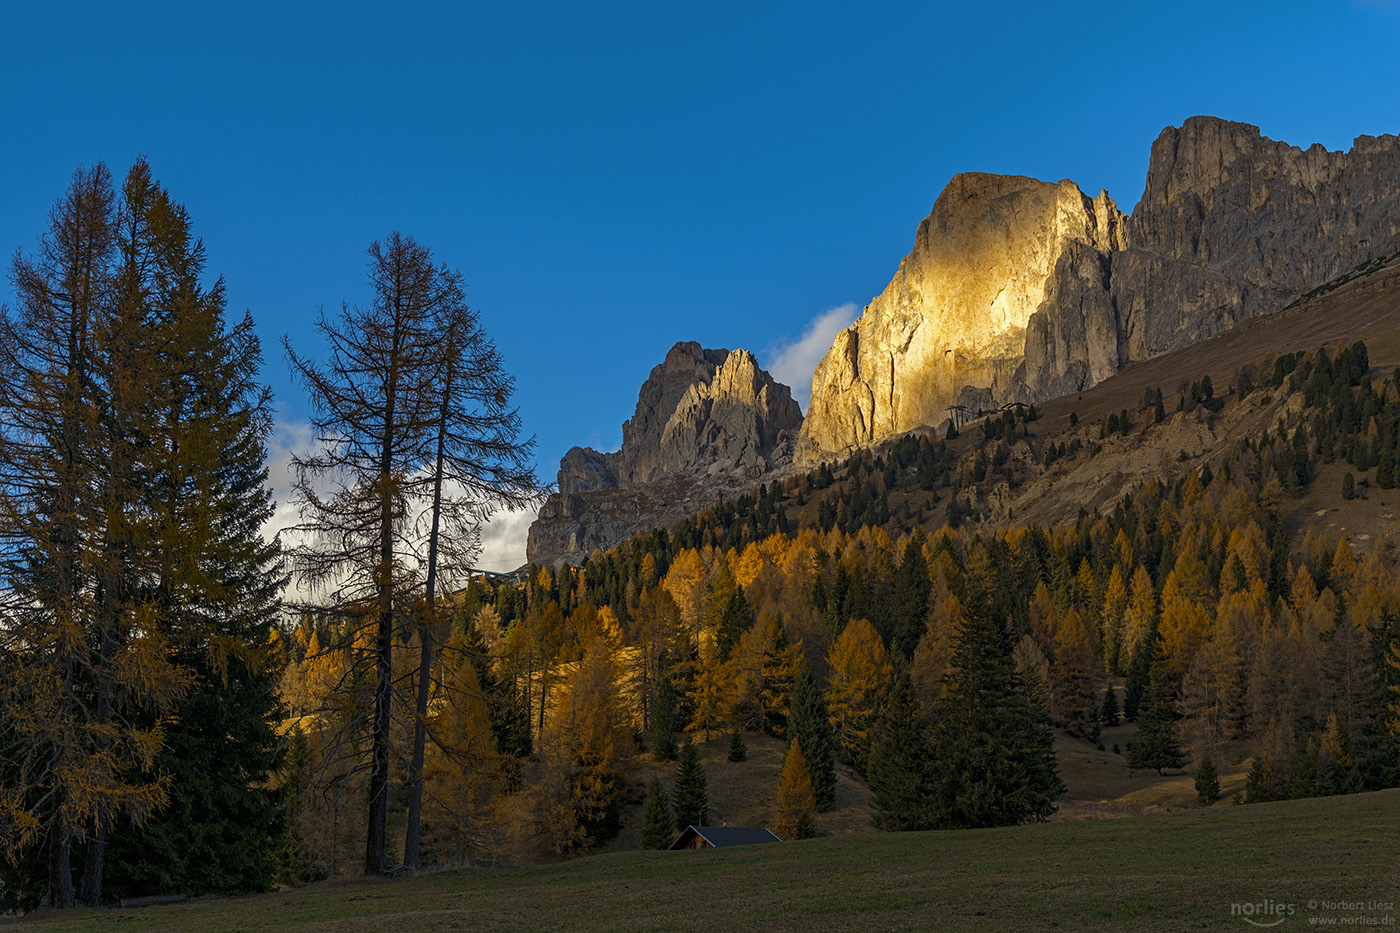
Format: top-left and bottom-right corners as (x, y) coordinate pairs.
(789, 661), (837, 811)
(102, 164), (288, 900)
(274, 728), (324, 885)
(867, 669), (937, 831)
(1195, 758), (1220, 806)
(1318, 711), (1363, 796)
(1122, 630), (1156, 721)
(759, 625), (798, 737)
(1244, 757), (1279, 803)
(890, 530), (931, 658)
(1100, 682), (1120, 727)
(672, 738), (709, 831)
(1291, 736), (1323, 799)
(649, 676), (678, 761)
(463, 619), (532, 784)
(928, 601), (1063, 828)
(715, 589), (754, 663)
(641, 778), (672, 849)
(1128, 661), (1187, 775)
(727, 730), (747, 762)
(1358, 610), (1400, 789)
(0, 161), (285, 906)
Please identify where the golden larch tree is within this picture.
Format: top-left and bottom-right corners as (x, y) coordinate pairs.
(773, 739), (817, 840)
(825, 618), (893, 770)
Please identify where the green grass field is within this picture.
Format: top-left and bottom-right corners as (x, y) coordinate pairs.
(6, 789), (1398, 932)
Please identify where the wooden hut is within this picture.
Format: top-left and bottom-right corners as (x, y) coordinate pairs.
(667, 825), (782, 850)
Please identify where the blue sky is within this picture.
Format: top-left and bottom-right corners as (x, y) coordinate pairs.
(4, 1), (1399, 567)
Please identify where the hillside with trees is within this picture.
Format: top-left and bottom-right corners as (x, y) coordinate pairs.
(4, 163), (1400, 912)
(269, 337), (1400, 873)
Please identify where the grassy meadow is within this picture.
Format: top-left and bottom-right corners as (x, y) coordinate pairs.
(6, 789), (1398, 932)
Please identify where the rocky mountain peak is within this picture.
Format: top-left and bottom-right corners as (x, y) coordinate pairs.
(527, 342), (801, 566)
(800, 172), (1128, 458)
(800, 116), (1400, 461)
(609, 340), (801, 486)
(1132, 115), (1400, 293)
(530, 115), (1400, 570)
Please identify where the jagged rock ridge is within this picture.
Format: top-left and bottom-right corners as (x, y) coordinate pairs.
(802, 116), (1400, 459)
(530, 116), (1400, 567)
(527, 342), (801, 566)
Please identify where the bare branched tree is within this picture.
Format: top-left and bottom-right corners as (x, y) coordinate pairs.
(284, 232), (540, 875)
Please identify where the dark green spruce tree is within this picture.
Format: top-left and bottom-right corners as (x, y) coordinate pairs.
(1195, 758), (1220, 806)
(727, 730), (748, 762)
(1358, 609), (1400, 789)
(928, 599), (1063, 828)
(890, 529), (931, 658)
(1128, 660), (1187, 776)
(867, 668), (937, 831)
(462, 620), (532, 789)
(0, 161), (285, 907)
(789, 661), (837, 812)
(641, 777), (673, 849)
(100, 161), (287, 900)
(672, 738), (709, 831)
(1099, 682), (1120, 727)
(715, 589), (754, 663)
(275, 728), (324, 885)
(1122, 626), (1157, 721)
(649, 676), (679, 761)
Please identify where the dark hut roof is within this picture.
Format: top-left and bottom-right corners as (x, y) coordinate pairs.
(667, 825), (782, 850)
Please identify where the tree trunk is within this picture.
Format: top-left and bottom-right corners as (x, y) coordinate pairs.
(47, 797), (74, 909)
(365, 317), (402, 876)
(365, 599), (392, 875)
(402, 630), (433, 870)
(365, 475), (394, 874)
(78, 813), (106, 907)
(404, 362), (453, 870)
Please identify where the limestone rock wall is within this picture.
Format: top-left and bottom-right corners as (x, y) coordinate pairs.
(532, 116), (1400, 565)
(800, 174), (1126, 457)
(1134, 117), (1400, 294)
(527, 341), (801, 566)
(803, 117), (1400, 459)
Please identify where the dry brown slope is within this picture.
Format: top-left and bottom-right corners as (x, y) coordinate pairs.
(1030, 253), (1400, 440)
(995, 254), (1400, 533)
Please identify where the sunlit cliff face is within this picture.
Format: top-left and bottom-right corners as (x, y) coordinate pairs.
(800, 173), (1125, 456)
(799, 117), (1400, 464)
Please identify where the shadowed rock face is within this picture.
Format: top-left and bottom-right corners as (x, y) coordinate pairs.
(527, 342), (801, 567)
(802, 116), (1400, 460)
(626, 342), (801, 485)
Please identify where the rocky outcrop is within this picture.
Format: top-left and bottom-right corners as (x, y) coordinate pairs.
(800, 174), (1126, 456)
(1133, 118), (1400, 289)
(527, 342), (801, 567)
(803, 117), (1400, 459)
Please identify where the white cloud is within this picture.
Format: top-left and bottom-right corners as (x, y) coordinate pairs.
(262, 420), (537, 589)
(261, 420), (319, 549)
(474, 504), (539, 573)
(763, 303), (860, 412)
